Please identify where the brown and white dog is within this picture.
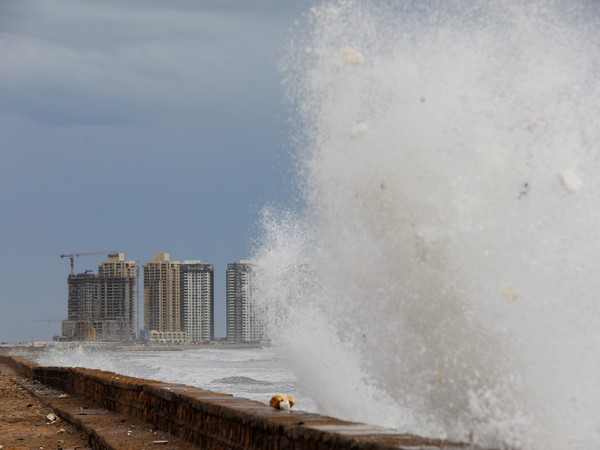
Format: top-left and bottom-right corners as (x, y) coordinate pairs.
(269, 394), (295, 410)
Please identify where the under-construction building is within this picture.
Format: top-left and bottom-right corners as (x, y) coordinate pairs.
(226, 260), (265, 344)
(61, 252), (137, 342)
(97, 253), (137, 341)
(62, 271), (99, 340)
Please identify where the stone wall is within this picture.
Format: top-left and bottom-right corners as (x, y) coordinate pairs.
(0, 354), (464, 449)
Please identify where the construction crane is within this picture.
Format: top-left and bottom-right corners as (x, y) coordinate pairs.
(60, 251), (117, 275)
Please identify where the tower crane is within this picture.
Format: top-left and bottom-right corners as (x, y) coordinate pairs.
(60, 251), (118, 275)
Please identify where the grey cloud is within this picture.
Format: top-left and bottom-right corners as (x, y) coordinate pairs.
(0, 0), (299, 126)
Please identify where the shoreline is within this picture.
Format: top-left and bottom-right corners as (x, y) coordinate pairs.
(0, 353), (469, 450)
(1, 341), (267, 353)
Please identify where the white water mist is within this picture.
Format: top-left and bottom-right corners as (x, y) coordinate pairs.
(253, 1), (600, 448)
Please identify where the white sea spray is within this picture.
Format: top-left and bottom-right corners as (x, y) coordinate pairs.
(253, 1), (600, 448)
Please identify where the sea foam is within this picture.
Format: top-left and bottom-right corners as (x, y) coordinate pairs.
(253, 1), (600, 448)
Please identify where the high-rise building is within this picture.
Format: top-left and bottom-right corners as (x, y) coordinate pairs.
(180, 261), (214, 343)
(97, 252), (137, 341)
(144, 253), (181, 333)
(62, 271), (99, 340)
(66, 272), (99, 321)
(61, 252), (138, 342)
(226, 260), (265, 344)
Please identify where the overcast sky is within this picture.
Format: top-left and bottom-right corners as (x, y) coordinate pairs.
(0, 0), (309, 342)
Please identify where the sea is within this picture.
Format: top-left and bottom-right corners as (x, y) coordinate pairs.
(9, 1), (600, 448)
(10, 343), (318, 413)
(250, 1), (600, 448)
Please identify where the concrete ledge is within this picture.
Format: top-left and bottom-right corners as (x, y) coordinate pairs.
(0, 354), (468, 449)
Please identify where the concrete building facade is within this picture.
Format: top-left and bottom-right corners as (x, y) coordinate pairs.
(147, 330), (191, 344)
(97, 253), (137, 341)
(144, 253), (181, 333)
(226, 260), (265, 344)
(66, 272), (99, 322)
(61, 253), (138, 342)
(180, 261), (214, 343)
(62, 272), (99, 340)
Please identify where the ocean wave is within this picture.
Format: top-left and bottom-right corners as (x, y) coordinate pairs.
(211, 376), (273, 386)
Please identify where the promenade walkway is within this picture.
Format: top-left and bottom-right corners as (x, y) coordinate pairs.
(0, 360), (193, 449)
(0, 361), (88, 449)
(0, 353), (468, 450)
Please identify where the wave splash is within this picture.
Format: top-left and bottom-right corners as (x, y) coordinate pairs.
(253, 1), (600, 448)
(211, 376), (273, 386)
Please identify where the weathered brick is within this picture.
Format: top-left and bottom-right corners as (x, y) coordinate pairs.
(0, 354), (469, 450)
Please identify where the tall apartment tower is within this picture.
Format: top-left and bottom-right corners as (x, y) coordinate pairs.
(226, 260), (265, 344)
(180, 261), (214, 343)
(98, 253), (137, 341)
(144, 253), (181, 332)
(61, 252), (138, 342)
(62, 271), (99, 340)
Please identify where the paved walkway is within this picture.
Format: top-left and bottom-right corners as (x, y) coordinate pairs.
(0, 364), (89, 449)
(0, 362), (194, 450)
(0, 354), (469, 450)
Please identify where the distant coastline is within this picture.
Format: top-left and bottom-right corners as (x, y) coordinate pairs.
(0, 341), (267, 353)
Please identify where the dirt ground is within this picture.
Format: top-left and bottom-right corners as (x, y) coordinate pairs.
(0, 370), (90, 450)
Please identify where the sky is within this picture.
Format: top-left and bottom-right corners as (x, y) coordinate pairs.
(0, 0), (309, 342)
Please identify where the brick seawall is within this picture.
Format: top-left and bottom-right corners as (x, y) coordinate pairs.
(0, 353), (468, 449)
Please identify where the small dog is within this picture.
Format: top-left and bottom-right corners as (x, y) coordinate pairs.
(269, 394), (295, 410)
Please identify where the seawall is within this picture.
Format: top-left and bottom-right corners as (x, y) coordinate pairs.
(0, 353), (466, 449)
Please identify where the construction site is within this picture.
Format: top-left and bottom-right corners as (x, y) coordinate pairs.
(58, 251), (139, 343)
